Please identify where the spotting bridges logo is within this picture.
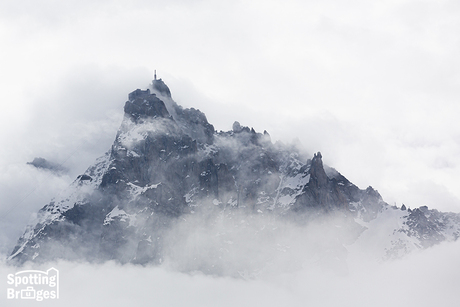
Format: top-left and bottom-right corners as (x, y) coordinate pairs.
(6, 267), (59, 301)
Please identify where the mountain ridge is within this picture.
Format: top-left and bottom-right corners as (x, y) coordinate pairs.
(8, 78), (460, 274)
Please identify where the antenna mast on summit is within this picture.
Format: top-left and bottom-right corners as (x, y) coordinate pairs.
(154, 70), (157, 81)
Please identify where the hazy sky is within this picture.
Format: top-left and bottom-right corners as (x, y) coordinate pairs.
(1, 1), (460, 305)
(1, 0), (460, 252)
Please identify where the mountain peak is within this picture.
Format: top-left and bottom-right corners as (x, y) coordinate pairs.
(8, 78), (460, 269)
(309, 151), (328, 189)
(152, 78), (171, 98)
(124, 88), (170, 121)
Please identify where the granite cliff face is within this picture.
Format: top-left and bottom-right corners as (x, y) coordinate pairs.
(9, 78), (460, 271)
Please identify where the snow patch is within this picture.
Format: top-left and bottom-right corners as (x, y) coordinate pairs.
(127, 182), (161, 200)
(103, 206), (137, 227)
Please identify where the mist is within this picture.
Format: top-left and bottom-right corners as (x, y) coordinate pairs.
(2, 0), (460, 305)
(2, 212), (460, 306)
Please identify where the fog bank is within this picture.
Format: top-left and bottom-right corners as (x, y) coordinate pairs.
(2, 238), (459, 306)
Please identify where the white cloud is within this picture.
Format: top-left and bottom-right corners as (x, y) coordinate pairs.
(1, 0), (460, 303)
(1, 239), (460, 306)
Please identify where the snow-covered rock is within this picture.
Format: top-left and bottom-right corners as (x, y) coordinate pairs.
(9, 78), (460, 272)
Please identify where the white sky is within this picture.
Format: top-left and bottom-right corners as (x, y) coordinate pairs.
(1, 1), (460, 305)
(1, 0), (460, 252)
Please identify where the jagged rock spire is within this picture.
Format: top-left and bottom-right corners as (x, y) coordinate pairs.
(310, 152), (328, 188)
(151, 71), (171, 98)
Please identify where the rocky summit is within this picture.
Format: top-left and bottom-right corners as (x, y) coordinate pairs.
(8, 78), (460, 274)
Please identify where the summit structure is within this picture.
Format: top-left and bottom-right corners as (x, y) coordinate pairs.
(8, 78), (460, 274)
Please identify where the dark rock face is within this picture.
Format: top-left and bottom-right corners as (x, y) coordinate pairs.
(9, 79), (460, 267)
(291, 152), (365, 215)
(124, 90), (170, 120)
(402, 206), (459, 248)
(152, 79), (171, 98)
